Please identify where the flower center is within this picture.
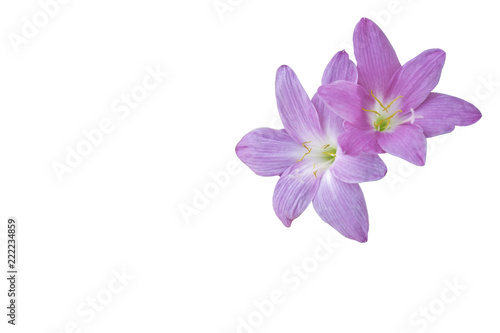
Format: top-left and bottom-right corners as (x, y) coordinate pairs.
(362, 91), (403, 131)
(297, 142), (337, 178)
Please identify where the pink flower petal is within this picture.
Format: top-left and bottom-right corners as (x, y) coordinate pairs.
(378, 124), (427, 166)
(353, 18), (401, 94)
(313, 169), (369, 243)
(276, 66), (324, 144)
(415, 93), (482, 137)
(273, 162), (320, 227)
(317, 81), (372, 129)
(311, 93), (344, 142)
(236, 128), (303, 177)
(332, 152), (387, 183)
(322, 50), (358, 85)
(385, 49), (446, 112)
(338, 122), (382, 155)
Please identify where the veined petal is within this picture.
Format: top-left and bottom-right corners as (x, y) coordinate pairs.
(385, 49), (446, 112)
(338, 122), (383, 155)
(312, 170), (369, 243)
(276, 65), (324, 144)
(332, 152), (387, 183)
(353, 18), (401, 94)
(314, 51), (359, 141)
(312, 93), (344, 142)
(273, 162), (320, 227)
(378, 124), (427, 166)
(322, 50), (358, 85)
(317, 81), (372, 128)
(414, 93), (481, 137)
(236, 128), (302, 177)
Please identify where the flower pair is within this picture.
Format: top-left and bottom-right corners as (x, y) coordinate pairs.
(236, 18), (481, 242)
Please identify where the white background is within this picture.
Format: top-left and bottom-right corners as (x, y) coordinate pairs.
(0, 0), (499, 332)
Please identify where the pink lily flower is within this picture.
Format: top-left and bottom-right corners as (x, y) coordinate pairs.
(318, 18), (482, 165)
(236, 52), (387, 242)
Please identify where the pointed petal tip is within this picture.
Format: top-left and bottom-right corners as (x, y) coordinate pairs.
(415, 150), (427, 166)
(336, 49), (354, 59)
(282, 219), (292, 228)
(333, 50), (348, 62)
(356, 233), (368, 243)
(356, 17), (379, 31)
(414, 147), (427, 167)
(337, 49), (348, 57)
(433, 48), (446, 55)
(430, 48), (447, 61)
(412, 153), (426, 166)
(381, 167), (388, 179)
(474, 110), (483, 124)
(463, 104), (482, 126)
(421, 48), (447, 65)
(235, 139), (244, 156)
(276, 65), (292, 76)
(359, 17), (373, 25)
(235, 133), (251, 157)
(341, 227), (368, 243)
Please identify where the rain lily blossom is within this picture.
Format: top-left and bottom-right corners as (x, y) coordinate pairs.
(317, 18), (482, 166)
(235, 52), (387, 242)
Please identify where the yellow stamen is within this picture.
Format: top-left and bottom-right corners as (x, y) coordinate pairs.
(383, 96), (403, 112)
(312, 164), (318, 178)
(321, 144), (330, 149)
(373, 110), (403, 130)
(297, 141), (312, 162)
(386, 110), (403, 121)
(322, 152), (336, 157)
(362, 108), (381, 116)
(385, 110), (403, 127)
(369, 91), (404, 113)
(365, 92), (405, 131)
(370, 90), (386, 110)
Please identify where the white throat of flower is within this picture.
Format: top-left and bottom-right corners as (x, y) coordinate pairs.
(293, 141), (337, 179)
(362, 91), (423, 131)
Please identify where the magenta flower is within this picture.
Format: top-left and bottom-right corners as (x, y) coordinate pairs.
(236, 52), (387, 242)
(317, 18), (482, 166)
